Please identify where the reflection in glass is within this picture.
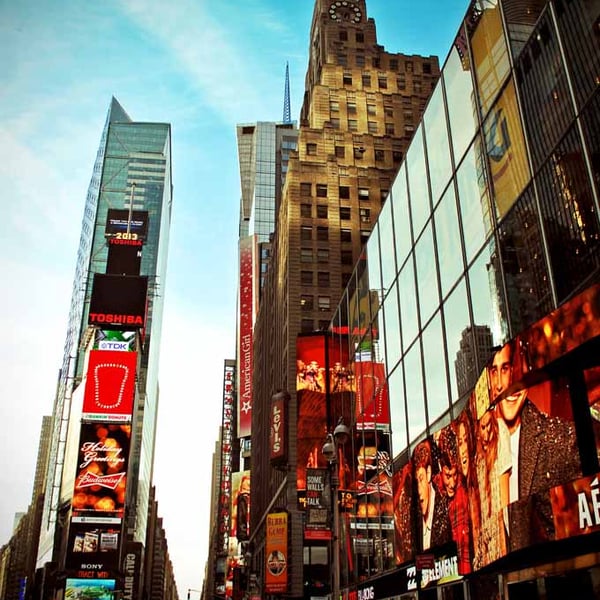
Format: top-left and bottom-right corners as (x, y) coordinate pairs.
(399, 258), (418, 350)
(468, 0), (511, 117)
(483, 79), (530, 219)
(415, 224), (439, 325)
(424, 83), (452, 204)
(469, 240), (507, 346)
(456, 138), (493, 265)
(404, 342), (426, 443)
(388, 363), (408, 460)
(422, 312), (450, 423)
(434, 184), (464, 299)
(382, 281), (401, 373)
(406, 126), (430, 239)
(390, 165), (412, 270)
(366, 223), (383, 297)
(378, 196), (397, 294)
(444, 26), (479, 163)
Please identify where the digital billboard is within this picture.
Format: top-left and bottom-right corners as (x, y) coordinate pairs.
(71, 422), (131, 523)
(231, 471), (251, 542)
(391, 284), (600, 575)
(95, 330), (136, 352)
(106, 243), (142, 276)
(65, 578), (115, 600)
(82, 350), (137, 422)
(65, 522), (121, 572)
(218, 363), (235, 556)
(88, 274), (148, 329)
(105, 209), (148, 242)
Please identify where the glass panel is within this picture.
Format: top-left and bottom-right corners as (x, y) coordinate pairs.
(404, 342), (426, 443)
(415, 224), (439, 325)
(390, 164), (412, 269)
(422, 311), (450, 423)
(468, 0), (511, 116)
(366, 223), (383, 296)
(378, 196), (397, 294)
(469, 240), (508, 347)
(483, 78), (531, 219)
(388, 363), (408, 458)
(423, 83), (452, 204)
(382, 281), (402, 372)
(580, 89), (600, 192)
(456, 138), (493, 265)
(434, 184), (464, 299)
(399, 258), (419, 350)
(444, 27), (479, 163)
(406, 126), (430, 239)
(443, 279), (475, 403)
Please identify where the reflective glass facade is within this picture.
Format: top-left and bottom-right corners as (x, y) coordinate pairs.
(327, 0), (600, 593)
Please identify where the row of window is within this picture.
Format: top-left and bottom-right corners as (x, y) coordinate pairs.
(306, 141), (404, 163)
(301, 204), (371, 223)
(300, 247), (357, 265)
(300, 184), (373, 200)
(340, 72), (428, 94)
(331, 99), (415, 122)
(300, 225), (370, 247)
(300, 295), (331, 312)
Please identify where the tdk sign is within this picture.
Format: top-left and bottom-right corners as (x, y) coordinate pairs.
(99, 340), (130, 352)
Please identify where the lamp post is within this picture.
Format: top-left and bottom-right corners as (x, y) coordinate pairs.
(187, 588), (201, 600)
(321, 417), (350, 600)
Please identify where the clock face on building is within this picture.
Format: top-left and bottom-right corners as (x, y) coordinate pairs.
(328, 1), (362, 23)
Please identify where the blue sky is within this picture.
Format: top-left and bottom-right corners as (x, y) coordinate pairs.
(0, 0), (468, 595)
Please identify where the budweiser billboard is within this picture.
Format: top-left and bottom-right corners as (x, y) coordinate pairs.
(82, 350), (137, 422)
(88, 274), (148, 329)
(71, 422), (131, 523)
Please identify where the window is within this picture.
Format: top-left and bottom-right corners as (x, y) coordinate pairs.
(317, 205), (328, 218)
(339, 30), (348, 41)
(341, 228), (352, 242)
(372, 57), (381, 68)
(362, 74), (371, 87)
(301, 225), (312, 241)
(301, 203), (312, 217)
(360, 230), (370, 244)
(317, 226), (329, 241)
(330, 100), (339, 112)
(368, 121), (378, 133)
(306, 142), (317, 156)
(385, 123), (395, 135)
(378, 77), (388, 89)
(404, 110), (413, 123)
(301, 248), (313, 262)
(337, 54), (347, 67)
(356, 32), (364, 43)
(318, 320), (330, 330)
(385, 106), (394, 118)
(301, 295), (314, 311)
(354, 147), (365, 159)
(300, 182), (312, 197)
(347, 101), (357, 114)
(393, 150), (403, 162)
(360, 208), (371, 223)
(342, 272), (352, 288)
(390, 58), (399, 71)
(414, 80), (422, 93)
(358, 187), (370, 201)
(301, 271), (313, 285)
(318, 296), (331, 311)
(381, 189), (389, 203)
(341, 250), (353, 265)
(406, 61), (413, 72)
(330, 117), (340, 129)
(375, 149), (385, 161)
(317, 248), (329, 263)
(355, 54), (365, 67)
(301, 319), (314, 333)
(335, 145), (345, 158)
(367, 103), (376, 115)
(316, 183), (327, 197)
(340, 206), (351, 220)
(343, 72), (352, 85)
(423, 62), (431, 74)
(397, 75), (406, 90)
(339, 186), (350, 200)
(317, 271), (330, 287)
(348, 119), (358, 132)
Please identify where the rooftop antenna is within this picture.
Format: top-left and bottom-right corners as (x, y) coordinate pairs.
(283, 61), (291, 124)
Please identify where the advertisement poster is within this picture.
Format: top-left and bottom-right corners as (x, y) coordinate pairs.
(65, 578), (115, 600)
(231, 471), (251, 542)
(265, 512), (288, 594)
(66, 522), (121, 571)
(88, 274), (148, 329)
(71, 423), (131, 523)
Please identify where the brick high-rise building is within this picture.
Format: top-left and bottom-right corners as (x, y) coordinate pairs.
(249, 1), (440, 597)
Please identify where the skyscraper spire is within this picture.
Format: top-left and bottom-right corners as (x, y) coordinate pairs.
(283, 61), (291, 124)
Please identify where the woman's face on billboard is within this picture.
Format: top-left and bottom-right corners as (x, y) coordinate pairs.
(457, 422), (470, 477)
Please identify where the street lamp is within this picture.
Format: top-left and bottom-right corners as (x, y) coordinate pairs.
(321, 417), (350, 600)
(187, 588), (201, 600)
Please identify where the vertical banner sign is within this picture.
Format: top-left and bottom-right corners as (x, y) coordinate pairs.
(270, 391), (288, 467)
(238, 236), (256, 438)
(305, 468), (331, 540)
(218, 363), (236, 556)
(265, 512), (288, 594)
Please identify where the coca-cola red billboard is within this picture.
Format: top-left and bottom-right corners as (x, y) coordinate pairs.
(82, 350), (137, 422)
(71, 422), (131, 523)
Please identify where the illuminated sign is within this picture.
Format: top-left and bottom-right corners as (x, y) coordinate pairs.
(105, 209), (148, 241)
(65, 578), (115, 598)
(65, 523), (121, 572)
(265, 512), (288, 594)
(218, 362), (235, 555)
(270, 391), (288, 466)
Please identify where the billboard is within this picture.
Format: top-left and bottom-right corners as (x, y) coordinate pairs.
(82, 350), (137, 422)
(231, 471), (251, 542)
(270, 391), (288, 466)
(71, 423), (131, 523)
(354, 360), (390, 430)
(304, 468), (331, 540)
(95, 330), (136, 352)
(88, 274), (148, 329)
(121, 541), (143, 600)
(106, 243), (142, 276)
(391, 284), (600, 575)
(218, 363), (235, 556)
(65, 578), (115, 600)
(265, 512), (288, 594)
(65, 523), (121, 573)
(105, 209), (148, 242)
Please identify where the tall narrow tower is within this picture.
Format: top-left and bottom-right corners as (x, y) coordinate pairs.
(250, 0), (440, 597)
(35, 97), (172, 598)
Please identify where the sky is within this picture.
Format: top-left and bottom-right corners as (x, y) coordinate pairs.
(0, 0), (469, 596)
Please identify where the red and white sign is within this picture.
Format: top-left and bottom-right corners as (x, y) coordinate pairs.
(83, 350), (137, 422)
